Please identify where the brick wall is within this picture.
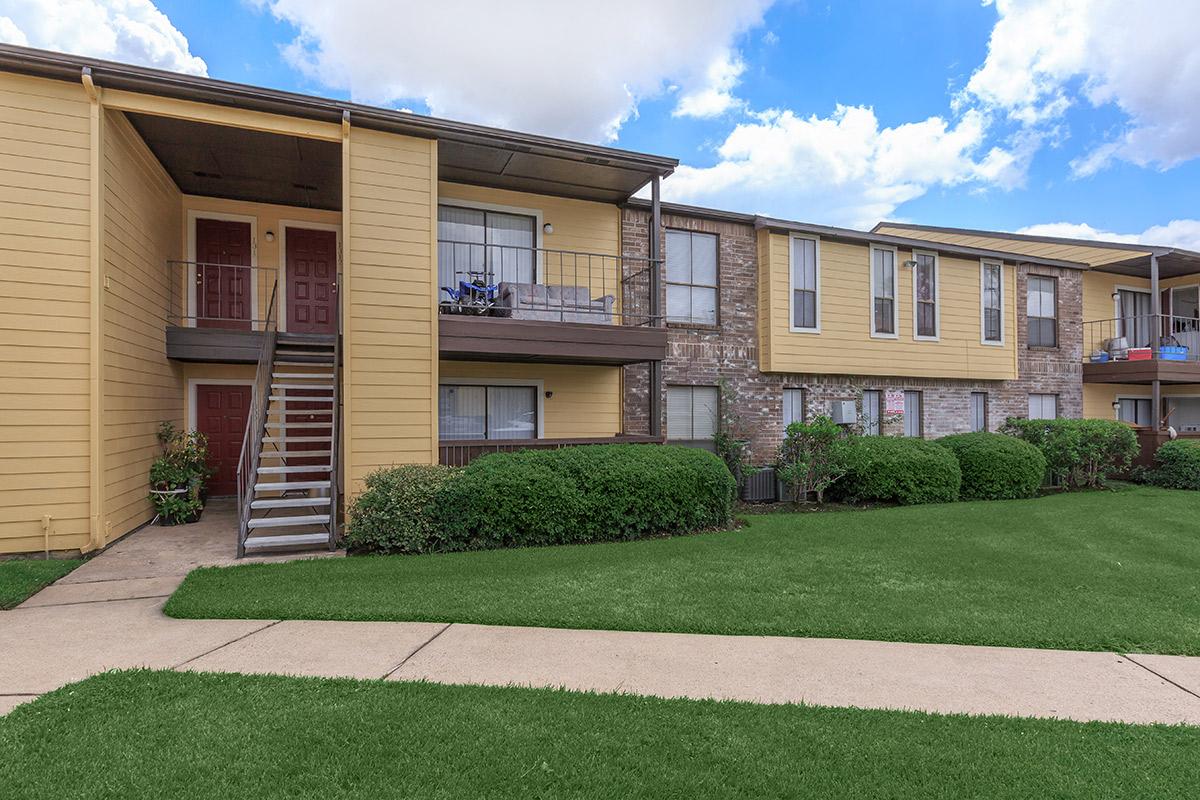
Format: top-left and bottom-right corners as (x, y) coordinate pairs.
(621, 208), (1086, 464)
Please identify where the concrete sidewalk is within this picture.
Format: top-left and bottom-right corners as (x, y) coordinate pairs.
(2, 511), (1199, 725)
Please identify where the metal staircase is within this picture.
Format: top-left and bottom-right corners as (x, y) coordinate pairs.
(236, 283), (341, 556)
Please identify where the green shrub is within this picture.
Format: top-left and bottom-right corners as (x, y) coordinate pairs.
(936, 432), (1046, 500)
(775, 416), (850, 503)
(345, 464), (459, 554)
(828, 436), (961, 505)
(432, 444), (736, 551)
(1003, 418), (1138, 489)
(1149, 439), (1200, 490)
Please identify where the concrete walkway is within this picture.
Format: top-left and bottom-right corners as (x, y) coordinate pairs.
(3, 504), (1200, 725)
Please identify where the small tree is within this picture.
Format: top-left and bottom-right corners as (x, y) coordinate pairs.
(775, 416), (849, 504)
(712, 377), (751, 488)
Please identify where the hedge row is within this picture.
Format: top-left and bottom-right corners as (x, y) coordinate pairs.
(936, 433), (1046, 501)
(346, 444), (736, 555)
(1148, 439), (1200, 490)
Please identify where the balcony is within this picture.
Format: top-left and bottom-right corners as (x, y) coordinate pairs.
(1082, 314), (1200, 384)
(164, 261), (285, 361)
(436, 241), (666, 366)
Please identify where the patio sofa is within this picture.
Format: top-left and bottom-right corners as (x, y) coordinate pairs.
(497, 282), (614, 324)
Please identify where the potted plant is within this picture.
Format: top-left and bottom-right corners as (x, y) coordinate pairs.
(148, 422), (212, 525)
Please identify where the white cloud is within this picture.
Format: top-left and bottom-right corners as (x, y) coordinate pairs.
(662, 105), (1011, 228)
(964, 0), (1200, 175)
(256, 0), (772, 141)
(0, 0), (206, 75)
(673, 51), (746, 119)
(1016, 220), (1200, 252)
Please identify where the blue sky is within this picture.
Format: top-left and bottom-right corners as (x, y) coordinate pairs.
(6, 0), (1199, 246)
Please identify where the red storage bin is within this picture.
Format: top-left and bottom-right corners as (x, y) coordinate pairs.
(1127, 347), (1152, 361)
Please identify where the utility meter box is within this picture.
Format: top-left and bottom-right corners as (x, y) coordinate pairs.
(830, 400), (858, 425)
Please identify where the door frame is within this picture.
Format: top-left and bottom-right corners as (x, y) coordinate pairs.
(278, 220), (342, 335)
(186, 210), (258, 329)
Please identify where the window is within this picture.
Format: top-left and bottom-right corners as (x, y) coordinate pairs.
(862, 390), (882, 435)
(666, 385), (719, 442)
(1172, 285), (1200, 335)
(783, 388), (805, 428)
(1027, 275), (1057, 348)
(981, 261), (1003, 344)
(666, 230), (718, 325)
(438, 384), (538, 440)
(903, 391), (923, 437)
(1028, 393), (1058, 420)
(437, 205), (536, 297)
(1117, 398), (1152, 427)
(871, 246), (897, 336)
(1116, 289), (1153, 348)
(913, 251), (938, 339)
(791, 236), (819, 330)
(970, 392), (988, 433)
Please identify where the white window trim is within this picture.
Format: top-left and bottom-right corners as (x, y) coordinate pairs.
(437, 377), (546, 440)
(1169, 283), (1200, 318)
(788, 234), (821, 334)
(186, 210), (258, 330)
(911, 249), (940, 342)
(186, 378), (255, 433)
(1112, 284), (1152, 320)
(277, 220), (343, 335)
(782, 387), (806, 426)
(869, 244), (899, 339)
(437, 197), (545, 283)
(969, 391), (989, 433)
(979, 260), (1006, 346)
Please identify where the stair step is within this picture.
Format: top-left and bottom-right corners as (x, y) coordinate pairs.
(250, 497), (332, 510)
(258, 465), (332, 474)
(243, 533), (331, 551)
(262, 436), (331, 443)
(271, 383), (333, 391)
(265, 422), (331, 429)
(259, 450), (332, 459)
(275, 359), (335, 366)
(269, 395), (334, 403)
(275, 349), (335, 357)
(254, 480), (331, 492)
(272, 372), (334, 379)
(247, 514), (330, 529)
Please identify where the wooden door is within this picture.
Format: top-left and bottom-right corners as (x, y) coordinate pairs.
(195, 384), (251, 496)
(286, 227), (338, 334)
(195, 218), (253, 330)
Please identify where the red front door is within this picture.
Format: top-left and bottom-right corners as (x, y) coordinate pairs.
(196, 384), (251, 496)
(195, 218), (253, 330)
(286, 227), (338, 334)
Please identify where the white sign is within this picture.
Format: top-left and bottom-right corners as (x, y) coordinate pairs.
(885, 390), (905, 415)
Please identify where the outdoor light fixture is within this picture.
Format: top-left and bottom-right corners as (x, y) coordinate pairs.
(543, 222), (554, 235)
(1112, 290), (1120, 300)
(264, 230), (275, 243)
(903, 259), (918, 268)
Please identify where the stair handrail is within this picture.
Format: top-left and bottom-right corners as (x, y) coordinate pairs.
(235, 279), (279, 557)
(328, 272), (343, 550)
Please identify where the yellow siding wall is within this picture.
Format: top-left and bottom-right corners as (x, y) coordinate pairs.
(1083, 383), (1197, 421)
(101, 110), (185, 542)
(180, 196), (340, 328)
(344, 128), (438, 492)
(438, 182), (621, 310)
(872, 225), (1147, 268)
(760, 232), (1018, 380)
(439, 361), (621, 438)
(757, 229), (774, 371)
(0, 73), (93, 553)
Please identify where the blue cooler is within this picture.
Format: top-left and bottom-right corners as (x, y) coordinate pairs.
(1159, 345), (1187, 361)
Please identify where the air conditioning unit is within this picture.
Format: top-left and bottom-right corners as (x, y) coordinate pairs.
(830, 400), (858, 425)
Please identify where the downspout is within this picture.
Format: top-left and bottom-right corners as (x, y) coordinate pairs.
(83, 66), (105, 554)
(648, 175), (663, 439)
(340, 110), (353, 501)
(1150, 254), (1162, 432)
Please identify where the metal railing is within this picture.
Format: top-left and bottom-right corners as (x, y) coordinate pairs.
(1083, 313), (1200, 363)
(437, 240), (661, 326)
(438, 434), (664, 467)
(235, 280), (278, 558)
(166, 260), (278, 331)
(328, 299), (342, 551)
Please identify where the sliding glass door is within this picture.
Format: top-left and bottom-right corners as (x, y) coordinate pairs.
(437, 205), (536, 296)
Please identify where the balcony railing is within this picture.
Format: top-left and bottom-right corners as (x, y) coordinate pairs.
(438, 434), (664, 467)
(437, 240), (661, 326)
(166, 260), (278, 331)
(1084, 314), (1200, 364)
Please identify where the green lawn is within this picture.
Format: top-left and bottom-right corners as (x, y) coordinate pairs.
(1, 670), (1197, 799)
(165, 485), (1200, 654)
(0, 559), (80, 609)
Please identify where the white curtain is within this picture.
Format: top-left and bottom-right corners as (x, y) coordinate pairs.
(438, 385), (486, 440)
(487, 386), (536, 440)
(1118, 289), (1152, 347)
(438, 206), (485, 297)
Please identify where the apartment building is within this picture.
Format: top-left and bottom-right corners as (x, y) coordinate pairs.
(622, 203), (1088, 464)
(0, 45), (674, 557)
(2, 44), (1188, 558)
